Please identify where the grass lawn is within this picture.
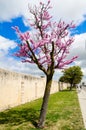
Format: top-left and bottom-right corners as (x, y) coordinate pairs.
(0, 89), (85, 130)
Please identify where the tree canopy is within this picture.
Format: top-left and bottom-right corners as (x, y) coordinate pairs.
(59, 66), (83, 90)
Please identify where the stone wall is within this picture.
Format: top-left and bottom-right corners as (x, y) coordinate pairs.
(0, 68), (67, 111)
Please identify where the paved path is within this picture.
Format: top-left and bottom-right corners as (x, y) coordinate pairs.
(77, 87), (86, 128)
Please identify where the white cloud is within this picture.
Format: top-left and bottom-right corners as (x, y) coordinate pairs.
(0, 0), (28, 21)
(70, 33), (86, 60)
(0, 0), (86, 24)
(69, 33), (86, 81)
(0, 36), (16, 50)
(51, 0), (86, 24)
(0, 56), (44, 78)
(0, 35), (16, 58)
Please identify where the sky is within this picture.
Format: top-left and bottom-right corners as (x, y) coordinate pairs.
(0, 0), (86, 82)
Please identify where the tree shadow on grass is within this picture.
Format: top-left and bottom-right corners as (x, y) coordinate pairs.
(0, 108), (39, 127)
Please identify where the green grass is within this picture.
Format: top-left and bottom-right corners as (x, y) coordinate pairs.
(0, 89), (85, 130)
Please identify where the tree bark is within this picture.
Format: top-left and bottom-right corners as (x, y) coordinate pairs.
(37, 74), (53, 128)
(70, 83), (73, 91)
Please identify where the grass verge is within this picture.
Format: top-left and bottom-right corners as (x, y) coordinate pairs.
(0, 89), (85, 130)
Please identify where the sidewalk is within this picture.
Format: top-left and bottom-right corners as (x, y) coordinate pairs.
(77, 87), (86, 128)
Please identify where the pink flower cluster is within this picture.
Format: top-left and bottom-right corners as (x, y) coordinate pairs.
(13, 0), (78, 70)
(12, 26), (30, 41)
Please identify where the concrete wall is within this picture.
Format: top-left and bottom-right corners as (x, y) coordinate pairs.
(0, 68), (67, 111)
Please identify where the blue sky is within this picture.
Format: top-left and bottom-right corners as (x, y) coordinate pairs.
(0, 17), (30, 58)
(71, 20), (86, 35)
(0, 17), (29, 41)
(0, 0), (86, 81)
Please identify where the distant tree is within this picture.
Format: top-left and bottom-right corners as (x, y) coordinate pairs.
(59, 66), (83, 90)
(59, 75), (66, 82)
(12, 1), (78, 128)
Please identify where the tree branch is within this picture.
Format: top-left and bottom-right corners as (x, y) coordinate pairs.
(47, 41), (55, 75)
(26, 41), (47, 75)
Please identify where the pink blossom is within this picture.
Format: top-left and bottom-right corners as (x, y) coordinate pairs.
(40, 2), (42, 5)
(48, 0), (50, 4)
(22, 59), (34, 63)
(12, 26), (30, 41)
(12, 26), (20, 33)
(13, 1), (78, 71)
(57, 56), (78, 69)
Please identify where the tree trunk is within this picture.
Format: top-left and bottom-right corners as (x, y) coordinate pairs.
(37, 74), (53, 128)
(70, 83), (72, 91)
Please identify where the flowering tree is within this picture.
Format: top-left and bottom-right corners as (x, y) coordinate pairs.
(13, 1), (77, 128)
